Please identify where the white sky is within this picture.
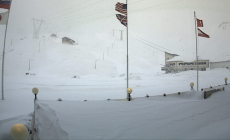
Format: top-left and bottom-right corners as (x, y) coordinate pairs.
(1, 0), (229, 34)
(0, 0), (230, 63)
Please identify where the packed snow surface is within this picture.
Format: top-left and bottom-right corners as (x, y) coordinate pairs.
(1, 84), (230, 139)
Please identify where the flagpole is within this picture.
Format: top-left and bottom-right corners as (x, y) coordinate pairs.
(126, 0), (129, 89)
(194, 11), (198, 91)
(2, 0), (12, 100)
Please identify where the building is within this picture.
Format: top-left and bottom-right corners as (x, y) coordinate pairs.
(210, 60), (230, 69)
(62, 37), (75, 45)
(50, 34), (57, 38)
(162, 52), (209, 73)
(165, 52), (178, 65)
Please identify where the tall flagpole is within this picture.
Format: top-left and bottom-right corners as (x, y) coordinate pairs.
(2, 0), (12, 100)
(194, 11), (198, 91)
(126, 0), (129, 88)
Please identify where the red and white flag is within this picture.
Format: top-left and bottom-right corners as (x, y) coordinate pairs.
(116, 14), (127, 27)
(0, 0), (11, 10)
(0, 11), (9, 25)
(115, 2), (127, 15)
(198, 28), (210, 38)
(196, 18), (203, 27)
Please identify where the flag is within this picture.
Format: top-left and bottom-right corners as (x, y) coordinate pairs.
(116, 14), (127, 27)
(115, 2), (127, 15)
(196, 18), (203, 27)
(0, 11), (9, 25)
(0, 0), (11, 10)
(198, 28), (210, 38)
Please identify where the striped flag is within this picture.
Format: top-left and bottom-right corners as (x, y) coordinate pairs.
(115, 2), (127, 15)
(0, 11), (9, 25)
(198, 28), (210, 38)
(116, 14), (127, 27)
(0, 0), (11, 10)
(196, 18), (203, 27)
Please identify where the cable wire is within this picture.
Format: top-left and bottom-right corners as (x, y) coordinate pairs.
(131, 35), (170, 51)
(45, 0), (183, 29)
(129, 36), (165, 56)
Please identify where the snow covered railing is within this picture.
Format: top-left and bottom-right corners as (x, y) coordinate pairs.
(202, 85), (225, 99)
(28, 87), (69, 140)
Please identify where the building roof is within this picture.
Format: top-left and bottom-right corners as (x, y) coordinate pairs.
(62, 37), (75, 41)
(210, 55), (230, 62)
(167, 55), (209, 62)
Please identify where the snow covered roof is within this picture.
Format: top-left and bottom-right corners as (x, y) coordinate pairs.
(209, 55), (230, 63)
(167, 55), (209, 62)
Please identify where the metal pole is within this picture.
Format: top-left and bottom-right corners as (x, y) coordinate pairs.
(2, 0), (13, 100)
(120, 30), (123, 41)
(29, 59), (30, 70)
(194, 11), (198, 91)
(126, 0), (129, 89)
(31, 97), (36, 140)
(32, 18), (36, 39)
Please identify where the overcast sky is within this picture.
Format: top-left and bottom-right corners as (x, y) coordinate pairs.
(0, 0), (228, 34)
(0, 0), (230, 57)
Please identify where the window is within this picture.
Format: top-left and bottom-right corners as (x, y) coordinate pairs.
(198, 62), (207, 65)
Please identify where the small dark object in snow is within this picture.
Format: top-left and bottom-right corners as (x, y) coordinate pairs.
(178, 92), (180, 95)
(58, 98), (62, 101)
(146, 94), (149, 98)
(84, 100), (87, 102)
(163, 93), (166, 97)
(210, 86), (212, 88)
(201, 88), (203, 91)
(223, 87), (225, 90)
(107, 98), (110, 101)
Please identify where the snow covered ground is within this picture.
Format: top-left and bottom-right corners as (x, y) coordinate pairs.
(1, 84), (230, 139)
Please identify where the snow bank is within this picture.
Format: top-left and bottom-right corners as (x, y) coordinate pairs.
(0, 101), (68, 140)
(0, 113), (32, 140)
(34, 101), (68, 140)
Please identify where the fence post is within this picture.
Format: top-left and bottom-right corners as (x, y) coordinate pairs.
(31, 88), (39, 140)
(204, 91), (206, 99)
